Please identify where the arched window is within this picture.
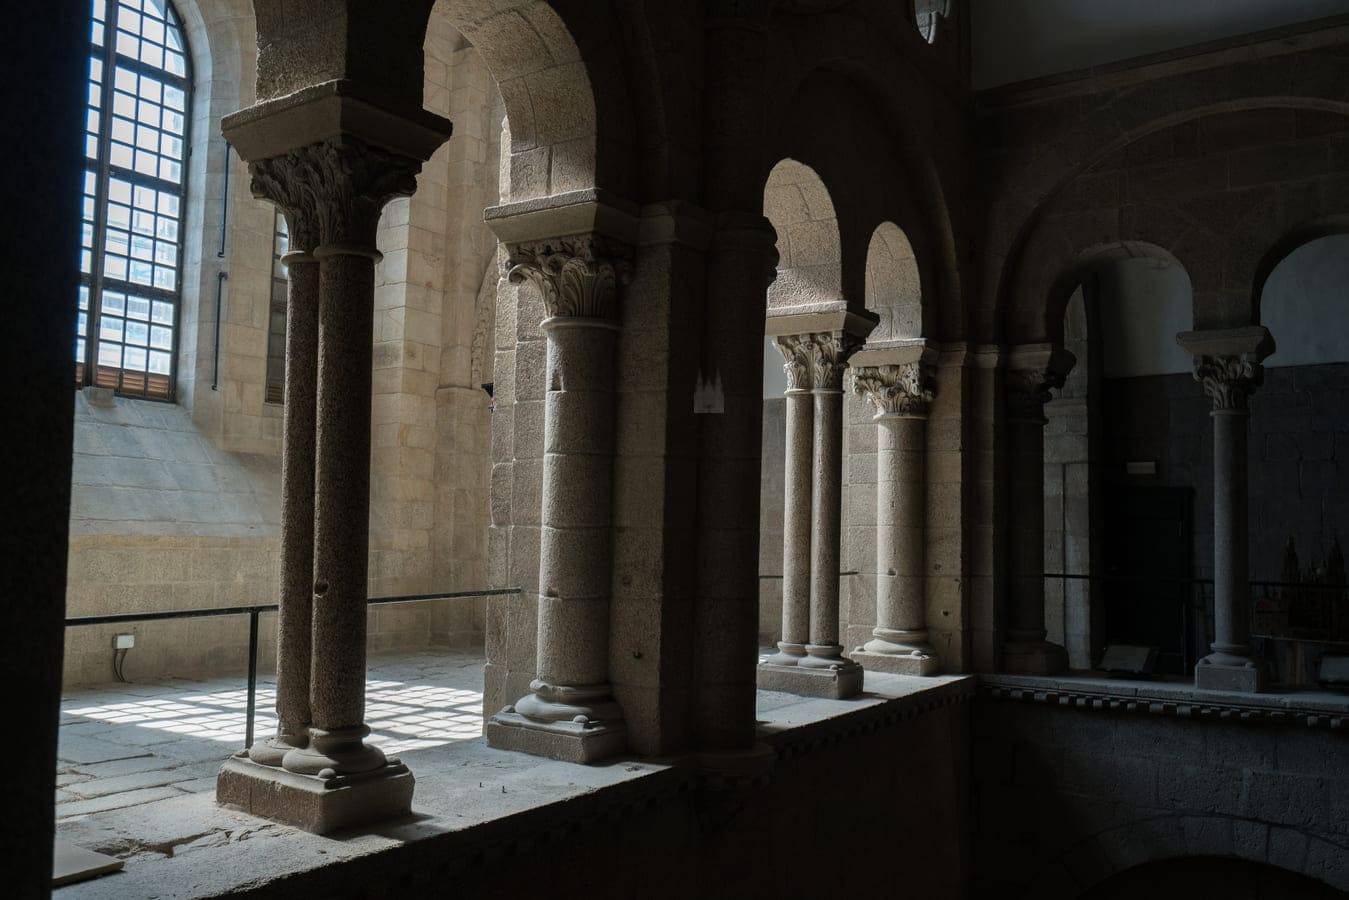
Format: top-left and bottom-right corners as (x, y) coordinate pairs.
(77, 0), (190, 401)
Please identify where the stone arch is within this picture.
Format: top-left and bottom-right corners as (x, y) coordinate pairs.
(763, 158), (843, 310)
(1024, 815), (1349, 897)
(1081, 857), (1346, 900)
(427, 0), (624, 202)
(864, 221), (923, 341)
(1256, 226), (1349, 369)
(1253, 217), (1349, 325)
(1005, 192), (1207, 344)
(990, 97), (1349, 341)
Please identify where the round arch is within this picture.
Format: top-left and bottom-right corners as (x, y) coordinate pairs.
(991, 98), (1349, 342)
(864, 221), (924, 341)
(1024, 815), (1349, 897)
(763, 157), (843, 309)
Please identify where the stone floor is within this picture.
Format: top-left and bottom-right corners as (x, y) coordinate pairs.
(56, 648), (486, 836)
(53, 648), (972, 898)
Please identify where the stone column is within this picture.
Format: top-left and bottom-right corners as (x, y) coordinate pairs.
(764, 335), (814, 667)
(850, 344), (939, 675)
(218, 119), (450, 835)
(486, 235), (631, 764)
(245, 164), (319, 766)
(758, 308), (873, 700)
(802, 332), (861, 672)
(1179, 327), (1274, 692)
(1002, 344), (1075, 675)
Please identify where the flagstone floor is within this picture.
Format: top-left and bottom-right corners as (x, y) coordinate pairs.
(56, 648), (487, 828)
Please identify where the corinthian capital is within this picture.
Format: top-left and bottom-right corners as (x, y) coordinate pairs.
(1006, 344), (1075, 422)
(773, 334), (814, 391)
(1193, 355), (1263, 411)
(806, 332), (864, 391)
(851, 362), (935, 418)
(248, 138), (421, 251)
(1176, 327), (1274, 413)
(506, 234), (633, 320)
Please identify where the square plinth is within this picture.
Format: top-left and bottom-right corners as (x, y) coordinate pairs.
(853, 649), (940, 676)
(756, 661), (864, 699)
(1195, 659), (1267, 693)
(485, 710), (627, 764)
(216, 755), (414, 834)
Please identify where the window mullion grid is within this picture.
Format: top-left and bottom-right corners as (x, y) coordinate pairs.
(85, 0), (123, 391)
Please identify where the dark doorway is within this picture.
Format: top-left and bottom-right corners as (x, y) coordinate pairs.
(1103, 486), (1193, 675)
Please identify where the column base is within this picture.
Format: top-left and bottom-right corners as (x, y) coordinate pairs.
(485, 708), (628, 764)
(852, 648), (940, 676)
(756, 659), (863, 699)
(1195, 654), (1268, 693)
(216, 753), (413, 834)
(763, 641), (807, 667)
(1003, 640), (1068, 675)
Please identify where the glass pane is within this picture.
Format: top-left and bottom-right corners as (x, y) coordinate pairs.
(150, 325), (172, 349)
(100, 316), (124, 342)
(104, 255), (127, 280)
(102, 291), (125, 315)
(129, 260), (153, 285)
(98, 343), (123, 368)
(151, 301), (172, 324)
(124, 346), (148, 371)
(149, 350), (171, 374)
(126, 295), (151, 320)
(125, 321), (149, 346)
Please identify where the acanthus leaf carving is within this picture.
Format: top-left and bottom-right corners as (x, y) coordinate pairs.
(249, 138), (422, 251)
(1193, 354), (1263, 412)
(506, 234), (632, 320)
(851, 362), (935, 418)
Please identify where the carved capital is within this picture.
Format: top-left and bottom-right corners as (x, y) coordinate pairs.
(506, 234), (633, 320)
(1193, 354), (1263, 412)
(248, 138), (421, 251)
(773, 334), (814, 391)
(851, 362), (935, 418)
(1005, 345), (1075, 422)
(1005, 366), (1067, 421)
(807, 332), (863, 390)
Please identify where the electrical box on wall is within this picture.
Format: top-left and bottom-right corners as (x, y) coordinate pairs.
(113, 634), (135, 650)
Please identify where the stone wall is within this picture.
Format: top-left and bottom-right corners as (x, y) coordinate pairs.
(1102, 362), (1349, 582)
(63, 8), (503, 686)
(972, 686), (1349, 897)
(759, 398), (785, 645)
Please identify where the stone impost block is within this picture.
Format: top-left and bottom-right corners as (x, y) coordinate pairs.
(756, 660), (864, 699)
(484, 709), (627, 764)
(216, 755), (413, 835)
(852, 648), (940, 676)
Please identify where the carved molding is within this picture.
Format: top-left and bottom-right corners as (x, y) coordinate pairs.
(505, 234), (632, 320)
(249, 138), (422, 250)
(851, 362), (935, 418)
(1193, 354), (1263, 412)
(979, 680), (1347, 734)
(808, 331), (863, 390)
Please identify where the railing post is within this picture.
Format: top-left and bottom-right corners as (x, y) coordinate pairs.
(245, 609), (258, 751)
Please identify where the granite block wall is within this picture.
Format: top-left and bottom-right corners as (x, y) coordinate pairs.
(1102, 362), (1349, 582)
(972, 695), (1349, 897)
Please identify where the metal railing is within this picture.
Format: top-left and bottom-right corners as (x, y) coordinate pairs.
(64, 588), (521, 749)
(1044, 572), (1349, 680)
